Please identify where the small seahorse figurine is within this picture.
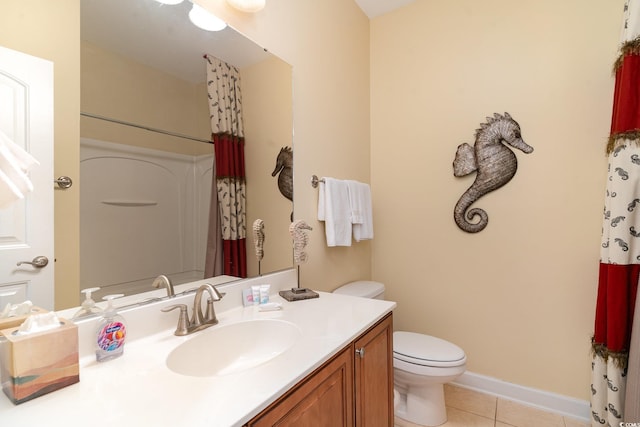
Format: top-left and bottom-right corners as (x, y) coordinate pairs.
(252, 219), (265, 262)
(453, 112), (533, 233)
(289, 220), (312, 265)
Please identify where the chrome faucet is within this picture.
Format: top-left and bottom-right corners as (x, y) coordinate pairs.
(161, 283), (224, 336)
(151, 274), (174, 297)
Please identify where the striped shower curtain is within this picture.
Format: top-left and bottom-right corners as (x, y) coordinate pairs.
(205, 55), (247, 278)
(591, 1), (640, 425)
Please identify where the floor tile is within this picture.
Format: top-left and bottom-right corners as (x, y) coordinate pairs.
(394, 416), (421, 427)
(444, 384), (497, 419)
(563, 417), (589, 427)
(395, 407), (494, 427)
(496, 398), (564, 427)
(395, 386), (588, 427)
(442, 406), (495, 427)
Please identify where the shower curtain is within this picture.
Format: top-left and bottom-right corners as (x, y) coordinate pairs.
(591, 1), (640, 425)
(204, 54), (247, 278)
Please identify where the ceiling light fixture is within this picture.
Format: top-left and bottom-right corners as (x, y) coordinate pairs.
(153, 0), (185, 5)
(225, 0), (266, 13)
(189, 4), (227, 32)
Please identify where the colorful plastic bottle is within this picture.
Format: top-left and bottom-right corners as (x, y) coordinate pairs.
(95, 294), (127, 362)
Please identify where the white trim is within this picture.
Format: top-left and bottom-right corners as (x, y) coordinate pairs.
(451, 371), (590, 423)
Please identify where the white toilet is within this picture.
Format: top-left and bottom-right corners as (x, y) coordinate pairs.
(333, 281), (466, 427)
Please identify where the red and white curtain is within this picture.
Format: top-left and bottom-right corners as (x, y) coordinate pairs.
(205, 55), (247, 278)
(592, 1), (640, 425)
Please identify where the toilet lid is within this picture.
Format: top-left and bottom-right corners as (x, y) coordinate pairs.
(393, 331), (466, 368)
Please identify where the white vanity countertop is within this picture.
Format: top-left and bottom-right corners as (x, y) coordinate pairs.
(0, 290), (395, 426)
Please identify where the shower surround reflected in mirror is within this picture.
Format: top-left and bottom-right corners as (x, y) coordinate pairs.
(80, 0), (293, 302)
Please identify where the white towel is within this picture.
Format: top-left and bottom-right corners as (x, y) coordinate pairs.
(317, 177), (352, 246)
(0, 130), (39, 208)
(347, 180), (373, 242)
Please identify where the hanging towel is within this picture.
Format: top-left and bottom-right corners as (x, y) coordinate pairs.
(347, 180), (373, 242)
(0, 130), (39, 208)
(317, 177), (352, 246)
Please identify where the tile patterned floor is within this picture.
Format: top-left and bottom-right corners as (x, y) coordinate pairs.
(394, 384), (589, 427)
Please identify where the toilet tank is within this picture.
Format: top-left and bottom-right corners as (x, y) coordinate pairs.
(332, 281), (385, 300)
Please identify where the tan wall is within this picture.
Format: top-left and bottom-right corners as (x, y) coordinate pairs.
(201, 0), (373, 288)
(242, 56), (293, 277)
(81, 41), (211, 156)
(0, 0), (81, 310)
(370, 0), (621, 400)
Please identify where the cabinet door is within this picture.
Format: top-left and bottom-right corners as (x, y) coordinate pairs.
(354, 313), (393, 427)
(247, 347), (354, 427)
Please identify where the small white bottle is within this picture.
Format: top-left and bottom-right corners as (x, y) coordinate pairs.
(72, 287), (103, 319)
(95, 294), (127, 362)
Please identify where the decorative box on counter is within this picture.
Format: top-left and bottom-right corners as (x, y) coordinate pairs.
(0, 318), (79, 404)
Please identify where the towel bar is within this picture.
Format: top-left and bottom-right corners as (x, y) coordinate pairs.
(311, 175), (325, 188)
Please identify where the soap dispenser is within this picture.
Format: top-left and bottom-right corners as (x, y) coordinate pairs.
(72, 287), (103, 319)
(95, 294), (127, 362)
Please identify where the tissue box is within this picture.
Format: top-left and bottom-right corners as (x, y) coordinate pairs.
(0, 306), (48, 331)
(0, 318), (79, 404)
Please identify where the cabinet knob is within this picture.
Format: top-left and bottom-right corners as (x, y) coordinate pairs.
(355, 347), (365, 358)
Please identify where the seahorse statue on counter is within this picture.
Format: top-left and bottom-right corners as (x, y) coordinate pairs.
(452, 112), (533, 233)
(289, 220), (312, 265)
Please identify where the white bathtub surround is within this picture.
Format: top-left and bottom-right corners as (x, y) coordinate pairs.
(1, 269), (396, 426)
(80, 138), (213, 299)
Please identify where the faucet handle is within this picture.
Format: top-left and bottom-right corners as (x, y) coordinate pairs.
(161, 304), (189, 336)
(204, 298), (219, 325)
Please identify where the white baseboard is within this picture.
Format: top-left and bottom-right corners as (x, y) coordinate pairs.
(451, 371), (590, 423)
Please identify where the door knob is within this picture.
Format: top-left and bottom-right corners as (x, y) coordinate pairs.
(16, 256), (49, 268)
(54, 176), (73, 189)
(355, 347), (365, 358)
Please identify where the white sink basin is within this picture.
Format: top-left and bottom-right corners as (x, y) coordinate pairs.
(166, 319), (301, 377)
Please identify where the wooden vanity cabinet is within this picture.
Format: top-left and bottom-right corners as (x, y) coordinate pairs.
(245, 313), (393, 427)
(354, 313), (394, 426)
(246, 346), (354, 426)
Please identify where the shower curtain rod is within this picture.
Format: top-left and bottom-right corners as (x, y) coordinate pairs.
(80, 112), (214, 144)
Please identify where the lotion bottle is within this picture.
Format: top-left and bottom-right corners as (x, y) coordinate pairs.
(95, 294), (127, 362)
(72, 287), (103, 319)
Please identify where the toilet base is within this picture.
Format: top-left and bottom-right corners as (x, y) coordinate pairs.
(394, 383), (447, 427)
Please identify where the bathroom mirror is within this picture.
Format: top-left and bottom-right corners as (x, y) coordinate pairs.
(78, 0), (293, 303)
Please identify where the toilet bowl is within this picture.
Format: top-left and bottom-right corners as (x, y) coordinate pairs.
(333, 281), (467, 427)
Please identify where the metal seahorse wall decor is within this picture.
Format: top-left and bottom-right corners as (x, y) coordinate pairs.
(452, 112), (533, 233)
(272, 146), (293, 202)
